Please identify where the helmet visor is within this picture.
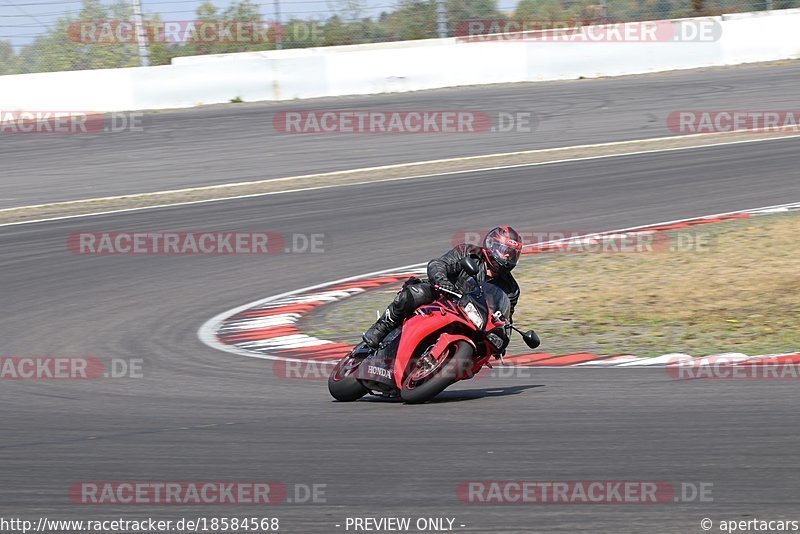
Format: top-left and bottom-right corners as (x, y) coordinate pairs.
(486, 238), (521, 268)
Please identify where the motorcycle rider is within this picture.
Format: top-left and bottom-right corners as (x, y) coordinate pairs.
(362, 226), (523, 348)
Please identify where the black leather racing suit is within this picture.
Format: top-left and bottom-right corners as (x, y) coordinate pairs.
(362, 244), (520, 347)
(426, 244), (520, 316)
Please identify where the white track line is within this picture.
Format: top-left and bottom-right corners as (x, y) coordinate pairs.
(681, 353), (751, 366)
(221, 314), (302, 331)
(574, 356), (645, 366)
(237, 335), (333, 349)
(198, 201), (800, 364)
(3, 134), (800, 228)
(617, 354), (693, 366)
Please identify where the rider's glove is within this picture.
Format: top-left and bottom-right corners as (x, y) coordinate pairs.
(435, 279), (457, 295)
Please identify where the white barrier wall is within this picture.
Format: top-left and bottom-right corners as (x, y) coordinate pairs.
(1, 9), (799, 111)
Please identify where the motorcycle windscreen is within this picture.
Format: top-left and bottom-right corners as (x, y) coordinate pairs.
(465, 280), (511, 319)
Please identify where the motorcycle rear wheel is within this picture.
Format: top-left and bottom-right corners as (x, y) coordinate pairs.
(400, 340), (474, 404)
(328, 353), (369, 401)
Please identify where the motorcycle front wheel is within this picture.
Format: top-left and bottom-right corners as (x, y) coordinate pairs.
(400, 340), (474, 404)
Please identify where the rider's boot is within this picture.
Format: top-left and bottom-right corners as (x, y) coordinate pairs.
(362, 306), (401, 348)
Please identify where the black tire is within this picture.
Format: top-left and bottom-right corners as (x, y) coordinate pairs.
(328, 354), (369, 401)
(401, 340), (474, 404)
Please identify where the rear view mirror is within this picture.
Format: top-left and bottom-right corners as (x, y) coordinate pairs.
(461, 255), (480, 277)
(522, 330), (540, 349)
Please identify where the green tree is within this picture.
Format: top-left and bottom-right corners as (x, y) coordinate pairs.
(175, 2), (222, 58)
(144, 14), (174, 66)
(220, 0), (263, 53)
(0, 41), (20, 75)
(384, 0), (437, 41)
(23, 0), (141, 73)
(514, 0), (565, 21)
(328, 0), (367, 22)
(448, 0), (502, 29)
(321, 15), (351, 45)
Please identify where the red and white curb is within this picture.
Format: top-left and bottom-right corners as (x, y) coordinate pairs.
(198, 202), (800, 368)
(199, 267), (426, 363)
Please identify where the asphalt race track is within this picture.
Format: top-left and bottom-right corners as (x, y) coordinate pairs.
(1, 124), (799, 532)
(1, 61), (800, 208)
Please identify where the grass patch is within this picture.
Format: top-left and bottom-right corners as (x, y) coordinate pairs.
(307, 212), (800, 357)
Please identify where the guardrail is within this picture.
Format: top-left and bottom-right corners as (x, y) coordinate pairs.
(1, 8), (798, 112)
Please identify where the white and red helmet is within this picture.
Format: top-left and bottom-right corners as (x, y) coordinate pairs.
(483, 226), (523, 272)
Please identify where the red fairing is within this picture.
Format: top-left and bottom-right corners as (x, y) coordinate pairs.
(393, 306), (471, 388)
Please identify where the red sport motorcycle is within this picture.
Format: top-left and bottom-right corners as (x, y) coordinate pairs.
(328, 257), (540, 404)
